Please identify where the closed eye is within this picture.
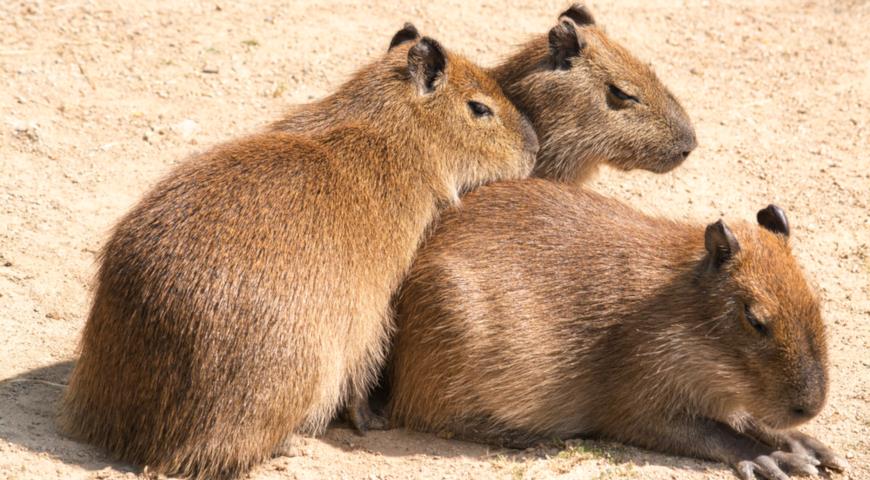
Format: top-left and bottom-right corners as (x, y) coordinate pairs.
(468, 101), (493, 118)
(608, 84), (640, 103)
(744, 305), (768, 336)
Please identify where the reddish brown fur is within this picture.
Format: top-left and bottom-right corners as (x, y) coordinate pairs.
(59, 36), (537, 479)
(389, 180), (845, 478)
(490, 5), (697, 182)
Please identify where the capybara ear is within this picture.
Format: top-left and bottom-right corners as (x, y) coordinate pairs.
(705, 219), (741, 269)
(389, 22), (420, 51)
(548, 20), (586, 70)
(757, 204), (790, 238)
(559, 4), (596, 26)
(408, 36), (447, 94)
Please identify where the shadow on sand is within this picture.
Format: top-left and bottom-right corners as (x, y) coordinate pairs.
(1, 360), (727, 477)
(0, 360), (137, 475)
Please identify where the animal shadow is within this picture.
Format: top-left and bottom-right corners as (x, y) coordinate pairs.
(0, 360), (135, 475)
(1, 361), (732, 478)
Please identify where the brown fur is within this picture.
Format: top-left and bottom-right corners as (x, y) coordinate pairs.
(490, 5), (697, 182)
(59, 35), (538, 479)
(389, 180), (846, 478)
(273, 5), (696, 184)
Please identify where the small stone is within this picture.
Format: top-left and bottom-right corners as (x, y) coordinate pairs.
(45, 312), (61, 320)
(9, 119), (39, 141)
(173, 119), (200, 141)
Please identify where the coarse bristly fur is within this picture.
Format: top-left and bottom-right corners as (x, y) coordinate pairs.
(58, 31), (539, 479)
(389, 179), (848, 480)
(489, 4), (697, 182)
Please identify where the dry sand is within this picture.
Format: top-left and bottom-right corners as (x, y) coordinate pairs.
(1, 1), (867, 479)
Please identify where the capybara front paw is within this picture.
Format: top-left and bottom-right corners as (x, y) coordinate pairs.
(782, 430), (849, 473)
(736, 451), (817, 480)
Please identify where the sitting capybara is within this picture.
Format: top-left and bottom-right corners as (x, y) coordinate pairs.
(60, 30), (538, 479)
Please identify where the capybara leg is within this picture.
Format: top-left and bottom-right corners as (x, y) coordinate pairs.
(345, 393), (390, 434)
(273, 435), (309, 458)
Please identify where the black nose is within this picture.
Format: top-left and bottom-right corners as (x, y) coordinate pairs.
(789, 362), (828, 422)
(790, 404), (819, 420)
(682, 131), (697, 157)
(672, 127), (696, 163)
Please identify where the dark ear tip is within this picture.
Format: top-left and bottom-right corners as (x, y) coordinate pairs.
(757, 204), (790, 237)
(548, 20), (578, 47)
(408, 36), (447, 93)
(420, 36), (439, 47)
(426, 36), (444, 50)
(553, 19), (577, 36)
(548, 19), (583, 70)
(389, 22), (421, 51)
(411, 36), (447, 65)
(413, 36), (444, 54)
(705, 218), (741, 267)
(560, 3), (596, 26)
(704, 219), (725, 246)
(705, 219), (726, 236)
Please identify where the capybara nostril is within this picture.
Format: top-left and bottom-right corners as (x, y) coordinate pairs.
(791, 406), (809, 418)
(789, 404), (821, 422)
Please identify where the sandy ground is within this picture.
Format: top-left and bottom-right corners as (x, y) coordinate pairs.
(1, 0), (868, 479)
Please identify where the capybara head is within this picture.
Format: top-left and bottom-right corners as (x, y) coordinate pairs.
(701, 205), (828, 430)
(383, 27), (538, 198)
(497, 4), (696, 181)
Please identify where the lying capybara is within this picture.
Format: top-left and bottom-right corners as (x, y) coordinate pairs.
(390, 180), (847, 480)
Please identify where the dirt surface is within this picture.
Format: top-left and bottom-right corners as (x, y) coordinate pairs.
(1, 1), (867, 479)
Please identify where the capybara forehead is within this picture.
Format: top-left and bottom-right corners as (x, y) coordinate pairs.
(731, 225), (820, 325)
(448, 53), (507, 96)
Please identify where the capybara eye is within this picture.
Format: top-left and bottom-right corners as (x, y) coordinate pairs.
(744, 304), (768, 336)
(468, 101), (493, 118)
(608, 84), (639, 104)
